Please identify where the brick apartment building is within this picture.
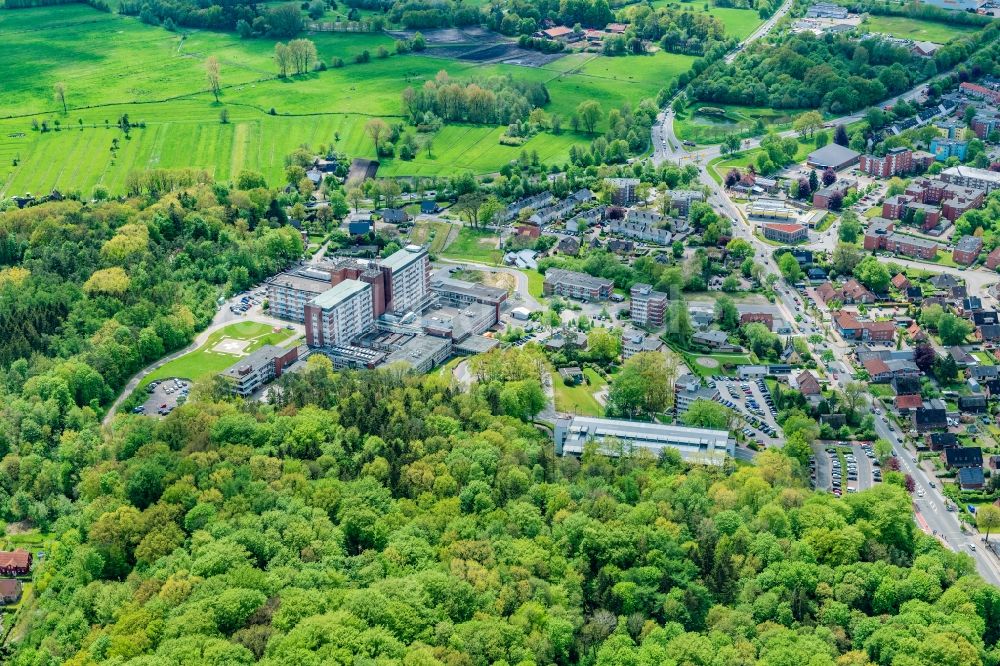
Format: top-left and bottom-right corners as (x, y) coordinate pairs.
(543, 269), (614, 301)
(835, 311), (895, 341)
(859, 147), (912, 177)
(953, 235), (984, 265)
(630, 283), (668, 327)
(941, 165), (1000, 195)
(863, 218), (938, 258)
(960, 82), (1000, 106)
(971, 112), (1000, 140)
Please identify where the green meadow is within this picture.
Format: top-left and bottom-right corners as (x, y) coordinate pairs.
(1, 4), (697, 196)
(863, 15), (981, 43)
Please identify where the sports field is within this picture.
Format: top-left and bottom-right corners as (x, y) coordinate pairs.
(1, 5), (697, 195)
(863, 15), (980, 43)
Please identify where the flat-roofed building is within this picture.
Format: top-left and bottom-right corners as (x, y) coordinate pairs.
(304, 279), (374, 349)
(431, 275), (508, 323)
(220, 345), (300, 397)
(266, 268), (334, 322)
(381, 245), (430, 315)
(554, 416), (734, 465)
(941, 165), (1000, 194)
(630, 283), (668, 327)
(543, 268), (614, 301)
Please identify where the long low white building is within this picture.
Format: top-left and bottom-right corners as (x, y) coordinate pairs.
(554, 416), (734, 466)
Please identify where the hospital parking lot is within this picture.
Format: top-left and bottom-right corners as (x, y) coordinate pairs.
(136, 377), (190, 418)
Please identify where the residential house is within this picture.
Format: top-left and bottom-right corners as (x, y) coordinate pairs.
(795, 370), (821, 395)
(0, 579), (22, 605)
(558, 367), (585, 384)
(556, 236), (580, 255)
(378, 208), (410, 224)
(912, 399), (947, 431)
(958, 466), (986, 490)
(930, 273), (961, 290)
(959, 394), (989, 413)
(813, 181), (853, 209)
(740, 312), (774, 330)
(943, 446), (983, 469)
(978, 324), (1000, 342)
(970, 365), (1000, 381)
(0, 550), (31, 576)
(962, 297), (984, 315)
(816, 280), (876, 305)
(895, 393), (924, 412)
(692, 330), (741, 352)
(927, 432), (958, 451)
(906, 286), (924, 303)
(950, 346), (976, 367)
(420, 200), (440, 214)
(891, 273), (911, 290)
(907, 322), (926, 341)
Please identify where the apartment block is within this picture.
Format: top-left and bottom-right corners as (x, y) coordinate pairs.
(762, 223), (808, 243)
(605, 177), (640, 206)
(953, 235), (984, 266)
(941, 165), (1000, 195)
(630, 283), (668, 327)
(543, 269), (614, 301)
(859, 147), (912, 177)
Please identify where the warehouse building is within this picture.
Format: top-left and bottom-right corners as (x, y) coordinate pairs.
(554, 416), (734, 465)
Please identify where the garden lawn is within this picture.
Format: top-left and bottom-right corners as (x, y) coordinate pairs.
(523, 269), (546, 299)
(863, 16), (980, 43)
(440, 227), (501, 264)
(552, 367), (607, 417)
(973, 351), (995, 366)
(138, 320), (294, 388)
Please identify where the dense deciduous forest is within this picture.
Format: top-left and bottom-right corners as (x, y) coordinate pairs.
(5, 356), (1000, 665)
(0, 181), (302, 527)
(688, 29), (1000, 113)
(402, 72), (551, 126)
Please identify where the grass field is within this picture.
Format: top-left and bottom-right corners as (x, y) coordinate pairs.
(675, 104), (807, 145)
(645, 0), (763, 40)
(552, 367), (606, 416)
(863, 15), (980, 43)
(409, 220), (453, 255)
(1, 5), (697, 195)
(139, 320), (294, 388)
(440, 227), (501, 263)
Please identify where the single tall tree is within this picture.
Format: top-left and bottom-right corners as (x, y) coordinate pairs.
(977, 505), (1000, 542)
(53, 82), (67, 114)
(365, 118), (389, 155)
(576, 100), (603, 134)
(205, 57), (221, 103)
